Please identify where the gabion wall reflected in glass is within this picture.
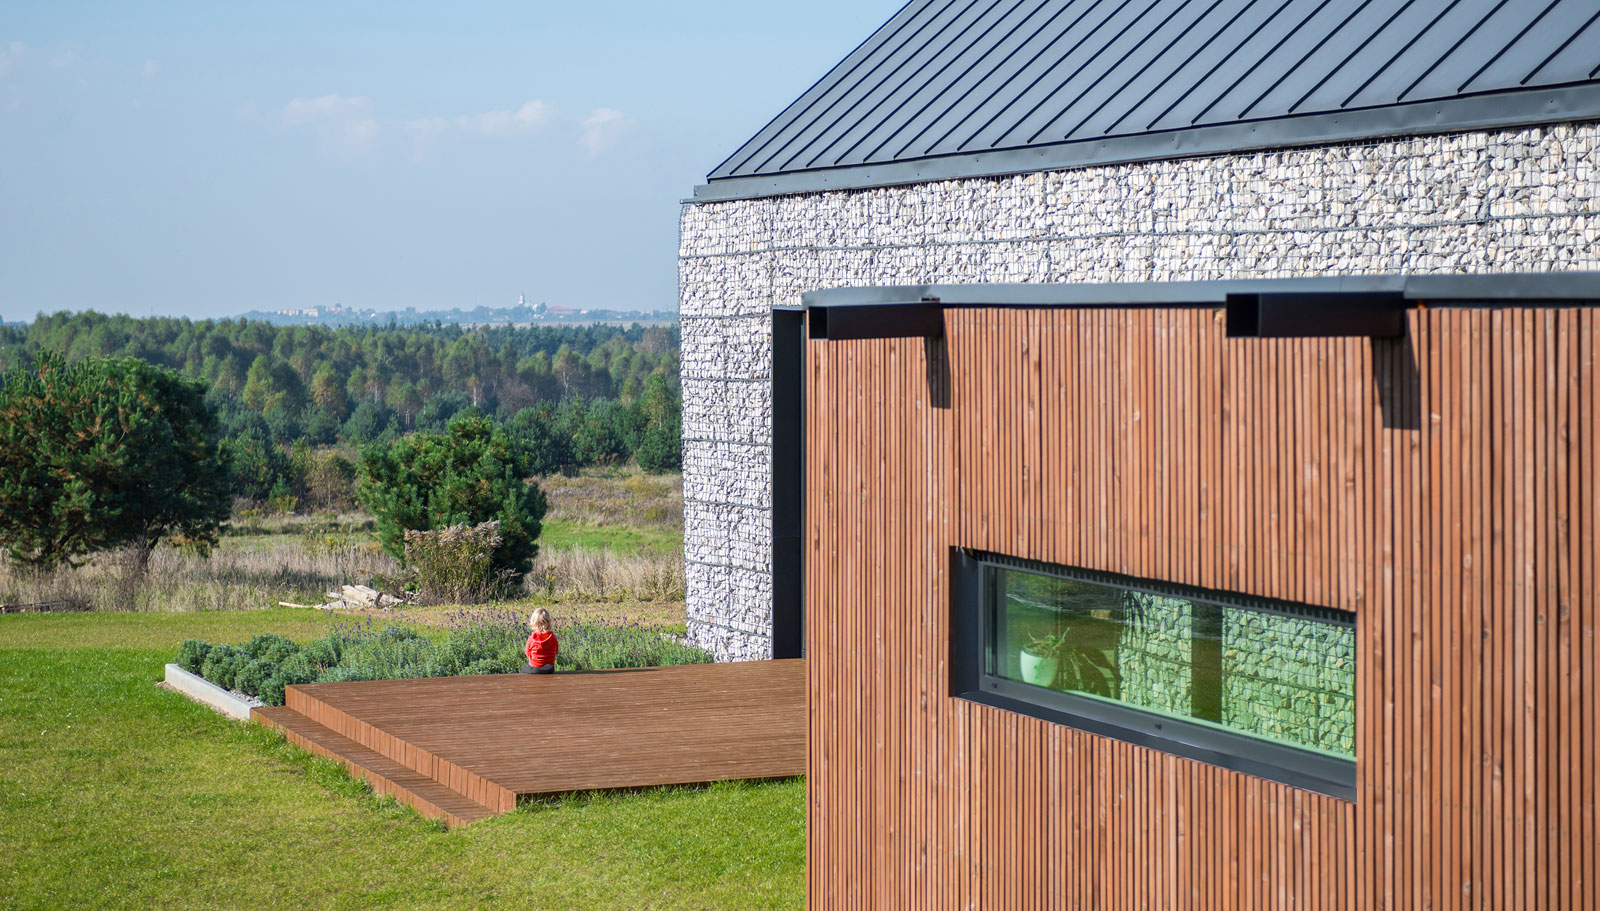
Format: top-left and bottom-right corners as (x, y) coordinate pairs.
(992, 566), (1355, 759)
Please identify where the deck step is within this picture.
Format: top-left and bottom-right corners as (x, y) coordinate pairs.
(253, 705), (496, 827)
(284, 683), (517, 812)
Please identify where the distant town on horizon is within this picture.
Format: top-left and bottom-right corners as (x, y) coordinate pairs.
(0, 298), (678, 329)
(241, 298), (677, 328)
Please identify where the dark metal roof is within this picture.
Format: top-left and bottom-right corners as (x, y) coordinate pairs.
(697, 0), (1600, 201)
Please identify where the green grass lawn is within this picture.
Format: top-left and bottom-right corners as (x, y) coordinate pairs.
(538, 517), (682, 557)
(0, 611), (802, 911)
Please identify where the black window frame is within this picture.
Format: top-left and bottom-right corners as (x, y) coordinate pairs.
(950, 548), (1357, 800)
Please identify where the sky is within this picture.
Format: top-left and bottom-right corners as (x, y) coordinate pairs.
(0, 1), (902, 321)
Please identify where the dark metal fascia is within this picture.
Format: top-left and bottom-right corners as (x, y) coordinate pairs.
(1225, 291), (1408, 338)
(688, 81), (1600, 203)
(808, 301), (946, 340)
(799, 272), (1600, 311)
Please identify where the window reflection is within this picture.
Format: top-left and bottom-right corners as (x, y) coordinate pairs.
(990, 567), (1355, 759)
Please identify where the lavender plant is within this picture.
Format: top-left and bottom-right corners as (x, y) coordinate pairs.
(180, 609), (710, 705)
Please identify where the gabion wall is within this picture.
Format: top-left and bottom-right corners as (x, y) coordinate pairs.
(679, 121), (1600, 662)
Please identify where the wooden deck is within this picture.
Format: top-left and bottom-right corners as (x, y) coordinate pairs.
(254, 659), (805, 826)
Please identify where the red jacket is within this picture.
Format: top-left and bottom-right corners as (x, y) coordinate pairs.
(525, 631), (558, 668)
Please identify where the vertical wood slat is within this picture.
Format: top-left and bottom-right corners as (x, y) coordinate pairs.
(806, 306), (1596, 910)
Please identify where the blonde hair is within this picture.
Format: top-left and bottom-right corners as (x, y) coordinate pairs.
(528, 608), (553, 632)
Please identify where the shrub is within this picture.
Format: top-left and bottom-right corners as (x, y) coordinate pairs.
(279, 651), (314, 685)
(176, 639), (210, 674)
(174, 613), (712, 698)
(358, 415), (547, 586)
(200, 645), (247, 691)
(258, 675), (288, 707)
(258, 653), (314, 706)
(558, 621), (711, 671)
(302, 635), (340, 670)
(403, 521), (504, 604)
(377, 625), (419, 644)
(244, 633), (299, 663)
(508, 403), (576, 476)
(234, 657), (276, 697)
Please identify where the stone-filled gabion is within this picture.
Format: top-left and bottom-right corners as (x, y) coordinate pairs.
(680, 121), (1600, 662)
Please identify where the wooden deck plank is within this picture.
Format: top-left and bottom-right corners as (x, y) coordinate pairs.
(277, 659), (806, 802)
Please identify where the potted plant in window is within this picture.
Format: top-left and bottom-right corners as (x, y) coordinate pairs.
(1020, 631), (1066, 687)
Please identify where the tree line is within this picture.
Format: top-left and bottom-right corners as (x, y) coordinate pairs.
(0, 313), (683, 510)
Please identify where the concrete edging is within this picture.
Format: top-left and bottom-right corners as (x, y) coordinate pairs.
(164, 663), (261, 720)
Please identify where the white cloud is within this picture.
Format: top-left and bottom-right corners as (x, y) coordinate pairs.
(48, 48), (76, 69)
(282, 93), (371, 126)
(0, 41), (25, 77)
(140, 59), (160, 79)
(281, 94), (380, 156)
(578, 107), (632, 158)
(400, 116), (451, 161)
(459, 100), (555, 136)
(280, 95), (561, 161)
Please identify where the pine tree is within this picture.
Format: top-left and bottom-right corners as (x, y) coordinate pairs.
(357, 415), (547, 586)
(0, 353), (231, 569)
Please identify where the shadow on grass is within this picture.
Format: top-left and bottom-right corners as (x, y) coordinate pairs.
(514, 777), (804, 815)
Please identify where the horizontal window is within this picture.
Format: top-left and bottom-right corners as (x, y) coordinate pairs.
(951, 550), (1357, 799)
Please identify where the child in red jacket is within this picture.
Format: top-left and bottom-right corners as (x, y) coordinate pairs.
(520, 608), (558, 674)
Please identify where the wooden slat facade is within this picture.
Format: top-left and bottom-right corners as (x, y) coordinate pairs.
(804, 306), (1598, 909)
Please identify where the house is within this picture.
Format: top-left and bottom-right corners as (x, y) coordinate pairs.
(680, 1), (1599, 906)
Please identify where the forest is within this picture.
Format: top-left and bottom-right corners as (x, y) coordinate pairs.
(0, 312), (682, 510)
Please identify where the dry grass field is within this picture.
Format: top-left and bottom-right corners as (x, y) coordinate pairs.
(0, 468), (685, 626)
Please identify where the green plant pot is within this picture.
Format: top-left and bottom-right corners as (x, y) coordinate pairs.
(1019, 649), (1058, 687)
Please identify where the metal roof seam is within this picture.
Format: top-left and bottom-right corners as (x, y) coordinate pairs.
(824, 0), (1020, 168)
(1188, 0), (1330, 125)
(877, 0), (1058, 161)
(1291, 0), (1421, 115)
(1456, 0), (1564, 95)
(1077, 0), (1228, 138)
(1050, 0), (1211, 141)
(923, 0), (1108, 155)
(1236, 0), (1374, 121)
(1144, 0), (1287, 130)
(1114, 0), (1259, 135)
(1523, 8), (1600, 85)
(967, 0), (1137, 149)
(1397, 0), (1509, 102)
(1340, 0), (1463, 109)
(716, 0), (930, 179)
(773, 0), (972, 174)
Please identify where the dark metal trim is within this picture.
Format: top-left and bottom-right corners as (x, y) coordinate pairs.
(950, 548), (1358, 800)
(770, 308), (806, 659)
(691, 83), (1600, 203)
(1225, 291), (1408, 338)
(809, 301), (945, 340)
(799, 273), (1600, 312)
(965, 549), (1356, 629)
